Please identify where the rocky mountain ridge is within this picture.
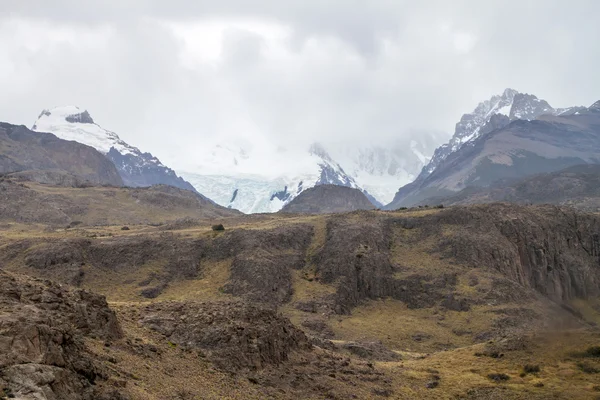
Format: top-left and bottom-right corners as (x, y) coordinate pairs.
(386, 90), (599, 208)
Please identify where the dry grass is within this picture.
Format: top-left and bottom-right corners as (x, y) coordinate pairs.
(2, 205), (600, 399)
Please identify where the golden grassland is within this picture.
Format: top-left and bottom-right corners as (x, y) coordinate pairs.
(1, 206), (599, 399)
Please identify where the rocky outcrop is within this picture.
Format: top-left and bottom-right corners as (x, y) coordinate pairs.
(140, 301), (311, 371)
(5, 203), (599, 319)
(0, 270), (124, 399)
(281, 185), (376, 214)
(428, 204), (600, 302)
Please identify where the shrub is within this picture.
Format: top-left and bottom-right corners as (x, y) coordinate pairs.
(211, 224), (225, 231)
(121, 226), (130, 231)
(577, 361), (600, 374)
(436, 204), (444, 209)
(584, 346), (600, 358)
(487, 373), (510, 382)
(571, 346), (600, 359)
(523, 364), (541, 374)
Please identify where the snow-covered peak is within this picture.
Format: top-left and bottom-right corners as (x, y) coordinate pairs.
(420, 89), (586, 176)
(589, 100), (600, 112)
(32, 106), (142, 157)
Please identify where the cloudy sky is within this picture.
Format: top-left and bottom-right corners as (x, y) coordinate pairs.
(1, 0), (599, 171)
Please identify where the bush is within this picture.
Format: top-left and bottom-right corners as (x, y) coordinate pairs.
(523, 364), (541, 374)
(121, 226), (130, 231)
(487, 373), (510, 382)
(211, 224), (225, 231)
(571, 346), (600, 359)
(436, 204), (444, 209)
(584, 346), (600, 358)
(577, 361), (600, 374)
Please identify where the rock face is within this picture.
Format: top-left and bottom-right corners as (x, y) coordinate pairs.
(4, 204), (599, 320)
(428, 204), (600, 302)
(140, 301), (311, 371)
(32, 106), (196, 193)
(281, 184), (376, 214)
(386, 101), (600, 208)
(0, 270), (124, 399)
(0, 122), (123, 186)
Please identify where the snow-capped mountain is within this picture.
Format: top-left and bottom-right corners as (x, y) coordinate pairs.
(409, 88), (584, 181)
(180, 142), (382, 214)
(177, 128), (443, 214)
(419, 88), (586, 179)
(386, 89), (591, 208)
(325, 132), (446, 204)
(32, 106), (196, 192)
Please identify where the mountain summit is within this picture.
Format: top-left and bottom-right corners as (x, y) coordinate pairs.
(32, 106), (196, 191)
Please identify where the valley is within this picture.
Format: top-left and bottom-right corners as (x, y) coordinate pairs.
(1, 191), (599, 399)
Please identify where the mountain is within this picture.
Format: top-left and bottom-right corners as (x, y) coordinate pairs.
(181, 142), (384, 214)
(386, 89), (591, 208)
(32, 106), (196, 192)
(323, 131), (446, 204)
(180, 132), (442, 214)
(0, 121), (123, 186)
(280, 184), (375, 214)
(386, 99), (600, 208)
(427, 164), (600, 212)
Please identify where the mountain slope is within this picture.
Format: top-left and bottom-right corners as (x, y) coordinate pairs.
(280, 184), (375, 214)
(0, 122), (123, 186)
(32, 106), (196, 191)
(386, 101), (600, 208)
(428, 164), (600, 212)
(386, 89), (591, 208)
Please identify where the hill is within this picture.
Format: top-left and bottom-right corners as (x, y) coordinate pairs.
(0, 176), (239, 226)
(281, 184), (375, 214)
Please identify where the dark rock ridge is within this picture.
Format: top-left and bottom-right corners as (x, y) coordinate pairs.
(281, 184), (376, 214)
(0, 269), (125, 399)
(386, 100), (600, 208)
(0, 122), (123, 186)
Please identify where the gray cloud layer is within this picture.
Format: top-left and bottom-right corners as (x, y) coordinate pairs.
(1, 0), (599, 170)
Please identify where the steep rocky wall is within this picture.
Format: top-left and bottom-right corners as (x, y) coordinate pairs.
(429, 204), (600, 302)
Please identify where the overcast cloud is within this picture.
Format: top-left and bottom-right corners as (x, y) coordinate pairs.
(1, 0), (599, 171)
